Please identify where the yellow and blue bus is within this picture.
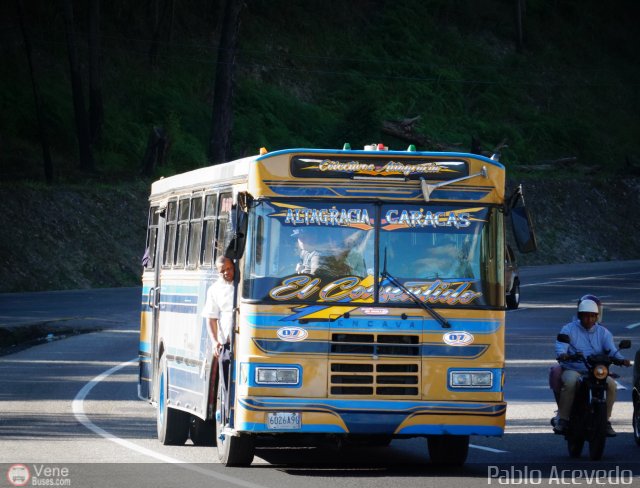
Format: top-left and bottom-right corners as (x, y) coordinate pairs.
(138, 144), (536, 466)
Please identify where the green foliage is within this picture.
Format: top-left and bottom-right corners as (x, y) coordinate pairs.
(1, 0), (639, 182)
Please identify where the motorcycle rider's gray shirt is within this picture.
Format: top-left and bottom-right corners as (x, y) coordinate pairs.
(555, 319), (625, 372)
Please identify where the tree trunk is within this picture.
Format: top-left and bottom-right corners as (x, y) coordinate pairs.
(515, 0), (525, 52)
(208, 0), (243, 164)
(16, 0), (54, 183)
(89, 0), (104, 145)
(62, 0), (94, 172)
(149, 0), (170, 66)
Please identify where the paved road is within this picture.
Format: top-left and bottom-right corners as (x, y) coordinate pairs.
(1, 261), (640, 487)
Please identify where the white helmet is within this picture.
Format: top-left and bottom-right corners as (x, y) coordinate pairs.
(577, 294), (603, 321)
(578, 298), (599, 314)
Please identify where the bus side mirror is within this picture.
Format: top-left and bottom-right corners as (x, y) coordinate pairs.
(511, 206), (537, 253)
(224, 193), (252, 260)
(507, 185), (537, 254)
(224, 207), (248, 260)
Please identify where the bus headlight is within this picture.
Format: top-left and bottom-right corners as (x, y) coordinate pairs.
(255, 367), (299, 385)
(449, 370), (493, 388)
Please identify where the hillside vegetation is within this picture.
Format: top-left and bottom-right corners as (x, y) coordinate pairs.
(2, 0), (639, 181)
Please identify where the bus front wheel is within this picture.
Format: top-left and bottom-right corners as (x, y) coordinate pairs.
(156, 355), (189, 445)
(215, 380), (254, 466)
(427, 435), (469, 466)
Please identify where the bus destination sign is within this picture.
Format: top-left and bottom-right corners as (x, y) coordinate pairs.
(291, 156), (468, 181)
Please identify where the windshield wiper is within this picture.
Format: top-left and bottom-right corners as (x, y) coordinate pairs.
(381, 248), (451, 329)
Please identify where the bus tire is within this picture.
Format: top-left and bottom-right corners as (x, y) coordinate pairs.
(506, 279), (520, 310)
(427, 435), (469, 466)
(156, 355), (189, 445)
(190, 415), (216, 446)
(215, 380), (254, 466)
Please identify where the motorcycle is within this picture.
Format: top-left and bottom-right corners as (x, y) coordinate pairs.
(632, 349), (640, 446)
(551, 334), (630, 460)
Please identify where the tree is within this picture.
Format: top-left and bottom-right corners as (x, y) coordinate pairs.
(62, 0), (94, 172)
(16, 0), (53, 183)
(208, 0), (244, 164)
(89, 0), (104, 144)
(515, 0), (525, 52)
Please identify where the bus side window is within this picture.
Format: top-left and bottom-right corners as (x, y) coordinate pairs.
(175, 197), (191, 267)
(144, 206), (159, 269)
(215, 192), (233, 260)
(201, 194), (218, 267)
(163, 200), (177, 267)
(187, 194), (203, 268)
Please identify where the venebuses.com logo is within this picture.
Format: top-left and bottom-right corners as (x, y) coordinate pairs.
(5, 464), (71, 486)
(6, 464), (30, 487)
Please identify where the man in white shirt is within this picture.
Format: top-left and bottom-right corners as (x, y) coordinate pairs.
(203, 255), (235, 354)
(202, 255), (235, 407)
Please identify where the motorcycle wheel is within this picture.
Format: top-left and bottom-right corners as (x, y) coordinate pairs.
(567, 437), (584, 458)
(634, 403), (640, 446)
(589, 436), (606, 461)
(588, 402), (608, 460)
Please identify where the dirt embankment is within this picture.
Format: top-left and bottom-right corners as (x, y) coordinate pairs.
(0, 178), (638, 292)
(511, 177), (640, 266)
(0, 183), (149, 292)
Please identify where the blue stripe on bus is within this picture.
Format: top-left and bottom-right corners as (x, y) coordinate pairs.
(422, 344), (489, 358)
(267, 185), (491, 200)
(253, 339), (329, 355)
(236, 421), (502, 436)
(245, 314), (502, 333)
(252, 338), (488, 358)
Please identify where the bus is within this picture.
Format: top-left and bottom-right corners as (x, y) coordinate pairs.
(138, 144), (536, 466)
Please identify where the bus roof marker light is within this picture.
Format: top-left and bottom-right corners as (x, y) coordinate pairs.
(259, 147), (268, 155)
(342, 143), (351, 150)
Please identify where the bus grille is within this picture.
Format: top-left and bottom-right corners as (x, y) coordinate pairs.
(330, 333), (420, 356)
(329, 362), (420, 397)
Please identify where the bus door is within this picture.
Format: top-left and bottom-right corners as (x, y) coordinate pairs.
(149, 208), (166, 403)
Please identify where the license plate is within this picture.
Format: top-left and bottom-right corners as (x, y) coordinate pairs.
(266, 412), (301, 430)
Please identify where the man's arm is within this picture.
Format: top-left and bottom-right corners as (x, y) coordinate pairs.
(208, 317), (222, 357)
(601, 328), (630, 364)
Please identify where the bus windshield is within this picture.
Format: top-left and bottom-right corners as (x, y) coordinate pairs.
(242, 199), (502, 308)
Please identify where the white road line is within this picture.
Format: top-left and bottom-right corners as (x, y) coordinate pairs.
(469, 444), (507, 453)
(73, 359), (509, 465)
(521, 271), (640, 288)
(626, 322), (640, 330)
(72, 359), (268, 488)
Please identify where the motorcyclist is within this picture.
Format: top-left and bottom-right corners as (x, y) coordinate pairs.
(553, 296), (630, 437)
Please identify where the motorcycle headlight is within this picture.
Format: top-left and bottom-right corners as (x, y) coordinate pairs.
(593, 364), (608, 380)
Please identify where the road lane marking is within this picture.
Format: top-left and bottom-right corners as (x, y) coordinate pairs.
(72, 358), (268, 488)
(469, 444), (507, 453)
(521, 271), (640, 288)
